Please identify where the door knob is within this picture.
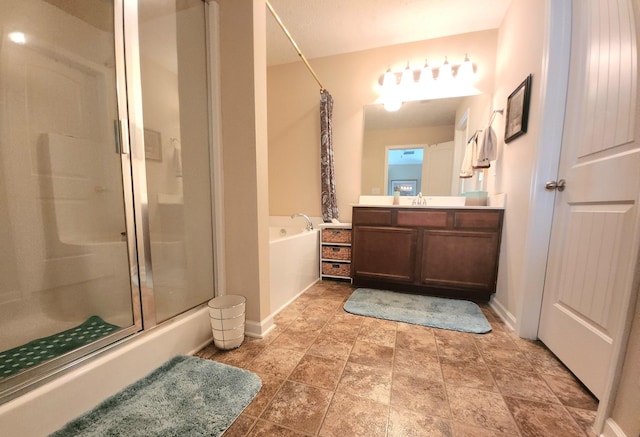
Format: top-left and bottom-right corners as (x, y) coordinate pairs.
(545, 179), (566, 191)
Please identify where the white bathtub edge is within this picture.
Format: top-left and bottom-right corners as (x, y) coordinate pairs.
(271, 279), (320, 317)
(0, 306), (212, 437)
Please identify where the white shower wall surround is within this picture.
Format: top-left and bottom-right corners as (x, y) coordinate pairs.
(0, 0), (215, 419)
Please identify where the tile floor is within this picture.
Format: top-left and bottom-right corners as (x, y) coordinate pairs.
(195, 281), (598, 437)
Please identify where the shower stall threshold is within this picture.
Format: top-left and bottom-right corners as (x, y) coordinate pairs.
(0, 306), (211, 436)
(0, 316), (121, 379)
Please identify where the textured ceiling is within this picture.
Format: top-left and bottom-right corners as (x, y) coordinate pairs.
(266, 0), (511, 66)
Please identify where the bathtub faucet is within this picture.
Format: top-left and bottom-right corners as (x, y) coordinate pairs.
(291, 213), (313, 231)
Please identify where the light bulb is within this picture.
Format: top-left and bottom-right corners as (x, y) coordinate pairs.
(438, 57), (453, 82)
(457, 54), (475, 83)
(419, 60), (434, 87)
(384, 95), (402, 112)
(8, 32), (26, 44)
(382, 67), (396, 90)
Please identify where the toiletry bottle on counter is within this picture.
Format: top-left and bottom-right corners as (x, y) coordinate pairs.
(393, 188), (400, 205)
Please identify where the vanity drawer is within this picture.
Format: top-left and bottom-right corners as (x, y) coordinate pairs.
(322, 261), (351, 277)
(322, 229), (352, 244)
(322, 246), (351, 260)
(454, 211), (502, 229)
(396, 210), (448, 228)
(352, 208), (392, 225)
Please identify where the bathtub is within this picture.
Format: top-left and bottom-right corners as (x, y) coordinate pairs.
(269, 225), (320, 314)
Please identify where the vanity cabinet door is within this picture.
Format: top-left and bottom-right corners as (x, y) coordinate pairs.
(420, 230), (500, 291)
(352, 226), (417, 283)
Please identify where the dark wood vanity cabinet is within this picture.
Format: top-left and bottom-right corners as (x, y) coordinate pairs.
(351, 207), (504, 302)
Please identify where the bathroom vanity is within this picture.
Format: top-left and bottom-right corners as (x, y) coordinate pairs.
(351, 205), (504, 302)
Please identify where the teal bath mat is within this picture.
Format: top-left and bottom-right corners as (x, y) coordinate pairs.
(50, 355), (262, 437)
(0, 315), (120, 379)
(344, 288), (492, 333)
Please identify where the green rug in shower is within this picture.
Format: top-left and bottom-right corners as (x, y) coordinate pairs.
(0, 315), (120, 379)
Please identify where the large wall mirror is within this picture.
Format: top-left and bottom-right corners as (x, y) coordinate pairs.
(361, 94), (491, 197)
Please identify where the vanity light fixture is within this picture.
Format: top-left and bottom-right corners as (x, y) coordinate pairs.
(379, 55), (475, 87)
(379, 54), (477, 111)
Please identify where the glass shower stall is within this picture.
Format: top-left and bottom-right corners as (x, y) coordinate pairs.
(0, 0), (214, 402)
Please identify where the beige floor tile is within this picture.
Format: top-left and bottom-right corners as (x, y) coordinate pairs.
(246, 345), (305, 379)
(348, 339), (394, 370)
(357, 317), (397, 347)
(242, 371), (285, 418)
(473, 329), (520, 351)
(566, 406), (598, 436)
(319, 392), (389, 437)
(224, 414), (257, 437)
(504, 396), (585, 437)
(195, 281), (598, 437)
(391, 372), (451, 418)
(452, 421), (517, 437)
(541, 373), (598, 411)
(434, 330), (483, 362)
(524, 348), (574, 379)
(269, 330), (318, 352)
(247, 419), (312, 436)
(261, 380), (332, 434)
(395, 323), (438, 354)
(440, 358), (497, 391)
(288, 354), (346, 390)
(393, 348), (442, 381)
(480, 347), (534, 371)
(388, 406), (453, 437)
(446, 386), (518, 434)
(336, 361), (392, 404)
(490, 366), (560, 403)
(307, 335), (356, 361)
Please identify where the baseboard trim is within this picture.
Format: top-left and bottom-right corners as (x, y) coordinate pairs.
(245, 314), (275, 339)
(601, 418), (628, 437)
(489, 296), (517, 332)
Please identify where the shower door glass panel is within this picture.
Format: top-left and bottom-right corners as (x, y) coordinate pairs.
(138, 0), (214, 323)
(0, 0), (136, 382)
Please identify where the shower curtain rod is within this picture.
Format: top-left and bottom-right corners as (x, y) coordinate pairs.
(266, 0), (325, 91)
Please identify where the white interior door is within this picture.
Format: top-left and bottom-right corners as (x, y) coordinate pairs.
(538, 0), (640, 399)
(424, 141), (454, 195)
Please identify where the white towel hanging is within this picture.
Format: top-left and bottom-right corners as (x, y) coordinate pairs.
(459, 136), (477, 178)
(474, 126), (496, 169)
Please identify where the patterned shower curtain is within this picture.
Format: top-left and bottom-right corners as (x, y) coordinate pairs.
(320, 89), (339, 222)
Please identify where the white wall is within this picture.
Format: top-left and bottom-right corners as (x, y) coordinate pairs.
(486, 0), (549, 327)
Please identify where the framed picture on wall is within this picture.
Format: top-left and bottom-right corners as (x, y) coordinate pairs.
(504, 74), (532, 143)
(144, 128), (162, 161)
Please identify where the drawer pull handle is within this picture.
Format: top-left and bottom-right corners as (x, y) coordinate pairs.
(332, 263), (340, 268)
(331, 247), (340, 252)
